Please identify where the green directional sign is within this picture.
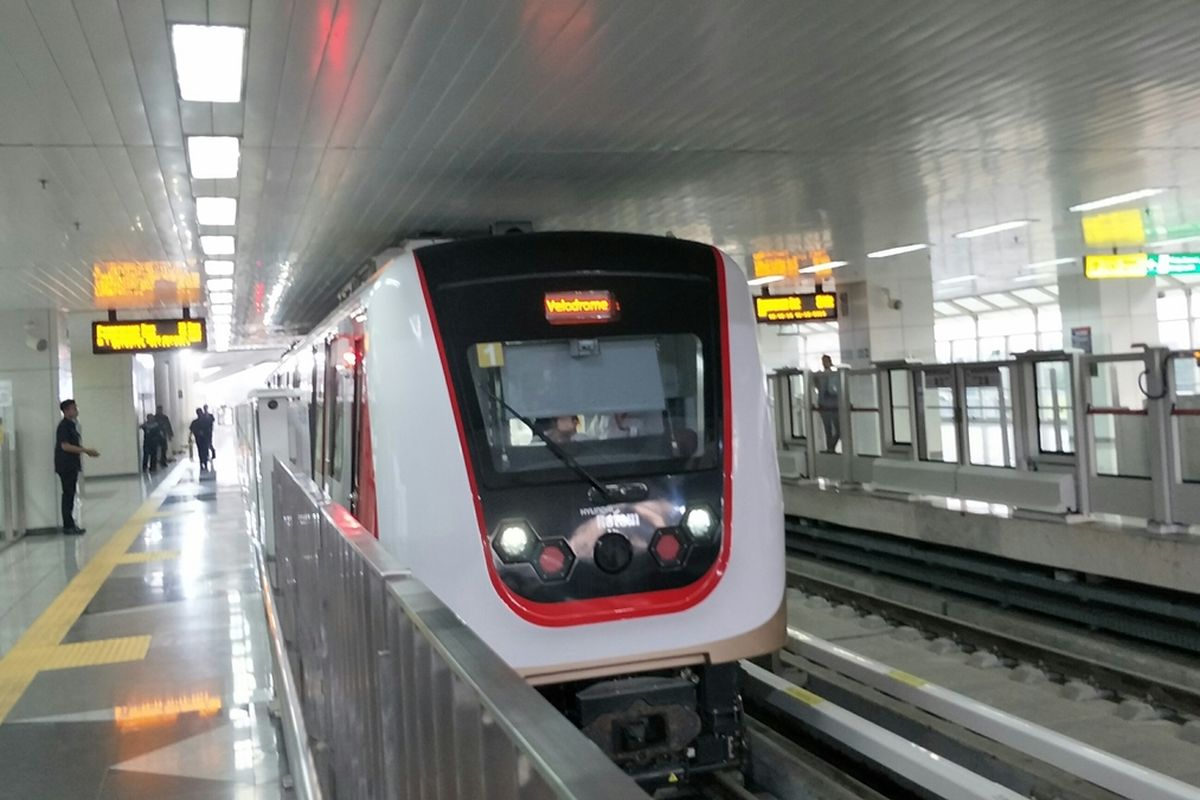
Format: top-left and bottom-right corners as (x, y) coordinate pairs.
(1084, 253), (1200, 279)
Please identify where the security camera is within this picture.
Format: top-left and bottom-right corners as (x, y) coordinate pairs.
(890, 299), (903, 311)
(24, 322), (47, 352)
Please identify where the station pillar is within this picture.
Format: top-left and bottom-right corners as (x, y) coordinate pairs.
(0, 310), (70, 532)
(67, 313), (140, 477)
(1057, 268), (1159, 354)
(836, 250), (936, 367)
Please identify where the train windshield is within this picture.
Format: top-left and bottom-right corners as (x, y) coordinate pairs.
(467, 333), (712, 476)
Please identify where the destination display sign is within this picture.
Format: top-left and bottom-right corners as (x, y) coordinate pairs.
(754, 292), (838, 323)
(1084, 253), (1200, 279)
(544, 291), (619, 325)
(92, 318), (207, 354)
(92, 261), (201, 309)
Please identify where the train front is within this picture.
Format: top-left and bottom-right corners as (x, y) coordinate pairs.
(414, 232), (785, 785)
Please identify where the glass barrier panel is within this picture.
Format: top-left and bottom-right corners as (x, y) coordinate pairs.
(889, 369), (912, 445)
(964, 366), (1015, 468)
(1089, 360), (1150, 478)
(1034, 360), (1074, 454)
(920, 368), (957, 463)
(849, 373), (881, 456)
(1174, 355), (1200, 482)
(788, 374), (806, 440)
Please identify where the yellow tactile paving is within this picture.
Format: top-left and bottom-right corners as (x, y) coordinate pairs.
(0, 469), (186, 723)
(116, 550), (180, 564)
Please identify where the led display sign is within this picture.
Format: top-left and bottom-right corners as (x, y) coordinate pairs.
(754, 292), (838, 323)
(92, 319), (207, 354)
(544, 291), (619, 325)
(751, 248), (833, 279)
(93, 261), (201, 309)
(1084, 253), (1200, 279)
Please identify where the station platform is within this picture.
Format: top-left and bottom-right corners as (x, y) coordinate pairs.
(782, 480), (1200, 595)
(0, 460), (285, 799)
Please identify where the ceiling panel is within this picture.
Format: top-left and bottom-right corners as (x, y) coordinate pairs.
(3, 0), (1200, 337)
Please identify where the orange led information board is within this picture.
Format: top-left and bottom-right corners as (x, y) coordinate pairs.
(92, 261), (201, 309)
(92, 318), (207, 354)
(754, 292), (838, 323)
(544, 291), (619, 325)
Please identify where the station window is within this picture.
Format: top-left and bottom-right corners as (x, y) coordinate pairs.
(1034, 360), (1075, 454)
(889, 369), (912, 445)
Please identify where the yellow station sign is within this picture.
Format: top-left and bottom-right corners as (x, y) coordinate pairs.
(92, 319), (207, 354)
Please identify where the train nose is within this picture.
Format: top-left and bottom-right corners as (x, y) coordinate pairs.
(593, 532), (633, 574)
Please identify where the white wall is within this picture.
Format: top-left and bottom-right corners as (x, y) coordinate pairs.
(67, 314), (139, 477)
(0, 310), (65, 530)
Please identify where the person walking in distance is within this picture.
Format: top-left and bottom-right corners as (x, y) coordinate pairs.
(55, 399), (99, 535)
(153, 405), (174, 466)
(189, 408), (212, 472)
(202, 404), (216, 464)
(813, 354), (841, 453)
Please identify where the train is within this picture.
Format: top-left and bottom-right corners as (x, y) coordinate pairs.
(267, 231), (786, 784)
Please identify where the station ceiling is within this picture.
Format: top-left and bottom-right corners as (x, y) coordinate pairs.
(2, 0), (1199, 341)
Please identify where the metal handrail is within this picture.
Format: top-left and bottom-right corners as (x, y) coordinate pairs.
(268, 457), (647, 799)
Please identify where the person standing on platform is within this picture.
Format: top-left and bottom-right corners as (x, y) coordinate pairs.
(202, 404), (216, 464)
(813, 354), (841, 453)
(154, 404), (174, 466)
(189, 408), (212, 472)
(55, 399), (99, 535)
(140, 413), (163, 473)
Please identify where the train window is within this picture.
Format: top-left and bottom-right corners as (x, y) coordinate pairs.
(467, 333), (712, 476)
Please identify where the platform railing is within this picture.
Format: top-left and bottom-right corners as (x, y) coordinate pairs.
(267, 457), (646, 800)
(772, 348), (1200, 530)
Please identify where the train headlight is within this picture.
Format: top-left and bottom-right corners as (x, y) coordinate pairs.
(493, 522), (535, 563)
(683, 506), (717, 541)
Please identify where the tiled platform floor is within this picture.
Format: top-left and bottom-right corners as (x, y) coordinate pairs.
(0, 457), (286, 799)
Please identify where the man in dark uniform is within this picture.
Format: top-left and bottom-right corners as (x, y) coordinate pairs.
(189, 408), (212, 472)
(154, 404), (173, 466)
(55, 399), (99, 535)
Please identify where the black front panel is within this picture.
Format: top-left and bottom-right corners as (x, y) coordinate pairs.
(420, 233), (726, 604)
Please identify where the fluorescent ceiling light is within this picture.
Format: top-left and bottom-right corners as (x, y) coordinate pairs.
(204, 260), (234, 276)
(200, 235), (235, 256)
(867, 243), (928, 259)
(1147, 236), (1200, 249)
(797, 260), (848, 274)
(1027, 257), (1075, 269)
(954, 220), (1031, 239)
(196, 196), (237, 226)
(1069, 188), (1166, 212)
(171, 25), (246, 102)
(747, 275), (784, 286)
(187, 136), (240, 179)
(939, 274), (978, 284)
(207, 277), (234, 292)
(209, 291), (234, 305)
(1014, 274), (1046, 282)
(209, 308), (233, 318)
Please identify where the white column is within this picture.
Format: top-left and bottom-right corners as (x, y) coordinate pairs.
(837, 251), (937, 367)
(67, 313), (140, 477)
(0, 310), (67, 530)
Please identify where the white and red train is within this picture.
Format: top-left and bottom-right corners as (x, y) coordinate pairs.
(269, 232), (785, 783)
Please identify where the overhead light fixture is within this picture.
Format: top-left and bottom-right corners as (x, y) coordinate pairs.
(1014, 274), (1046, 282)
(954, 220), (1032, 239)
(196, 197), (237, 226)
(747, 275), (784, 286)
(200, 235), (235, 256)
(204, 260), (234, 276)
(187, 136), (240, 180)
(171, 24), (247, 103)
(209, 307), (234, 318)
(867, 243), (928, 259)
(798, 260), (849, 274)
(207, 277), (234, 292)
(1069, 188), (1166, 213)
(939, 274), (978, 284)
(1147, 236), (1200, 249)
(1027, 257), (1075, 269)
(208, 292), (234, 305)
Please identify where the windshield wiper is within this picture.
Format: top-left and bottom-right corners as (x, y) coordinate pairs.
(483, 388), (613, 502)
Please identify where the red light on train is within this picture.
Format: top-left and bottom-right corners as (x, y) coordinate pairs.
(534, 540), (574, 581)
(544, 291), (619, 325)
